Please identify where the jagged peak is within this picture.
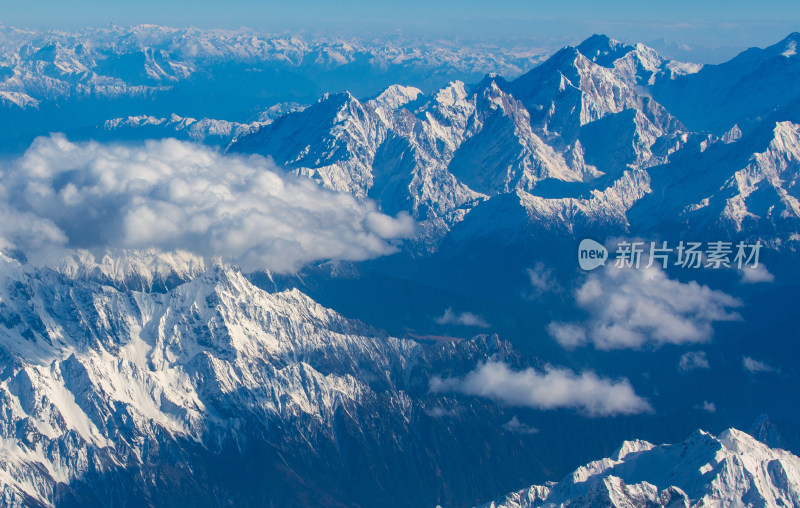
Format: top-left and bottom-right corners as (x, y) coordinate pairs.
(774, 119), (800, 135)
(722, 123), (742, 143)
(718, 427), (774, 454)
(433, 80), (469, 107)
(53, 248), (206, 287)
(779, 31), (800, 48)
(760, 120), (800, 158)
(577, 33), (622, 50)
(684, 428), (714, 444)
(473, 72), (510, 94)
(317, 90), (356, 105)
(576, 33), (633, 67)
(508, 45), (581, 93)
(545, 44), (582, 66)
(369, 84), (422, 111)
(613, 438), (655, 460)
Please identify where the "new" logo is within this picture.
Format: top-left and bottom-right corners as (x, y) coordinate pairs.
(578, 239), (608, 271)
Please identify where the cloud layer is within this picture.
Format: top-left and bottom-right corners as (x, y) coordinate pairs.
(548, 265), (741, 350)
(429, 361), (652, 417)
(0, 135), (415, 272)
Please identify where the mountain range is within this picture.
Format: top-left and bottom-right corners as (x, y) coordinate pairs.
(224, 32), (800, 251)
(0, 26), (799, 507)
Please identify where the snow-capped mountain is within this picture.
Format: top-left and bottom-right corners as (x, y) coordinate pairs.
(480, 428), (800, 508)
(224, 31), (800, 254)
(102, 113), (266, 145)
(223, 38), (679, 242)
(0, 24), (562, 154)
(651, 33), (800, 135)
(97, 102), (306, 146)
(627, 119), (800, 243)
(5, 27), (800, 250)
(227, 83), (489, 237)
(0, 250), (561, 507)
(0, 24), (549, 109)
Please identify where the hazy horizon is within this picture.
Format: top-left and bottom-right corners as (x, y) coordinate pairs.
(1, 0), (798, 63)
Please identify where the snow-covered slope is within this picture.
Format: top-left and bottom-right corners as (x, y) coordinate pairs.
(0, 248), (550, 507)
(480, 428), (800, 508)
(651, 32), (800, 135)
(102, 113), (265, 145)
(228, 83), (489, 243)
(629, 120), (800, 243)
(29, 30), (793, 256)
(224, 34), (800, 262)
(224, 34), (701, 250)
(97, 102), (307, 146)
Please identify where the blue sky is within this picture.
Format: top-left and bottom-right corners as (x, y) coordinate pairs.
(1, 0), (798, 62)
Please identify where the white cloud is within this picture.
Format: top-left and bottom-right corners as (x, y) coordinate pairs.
(503, 415), (538, 434)
(743, 356), (774, 373)
(527, 262), (558, 294)
(740, 264), (775, 283)
(435, 308), (490, 328)
(425, 406), (457, 418)
(429, 360), (652, 417)
(701, 401), (716, 413)
(0, 135), (415, 272)
(0, 207), (68, 254)
(547, 322), (586, 348)
(679, 351), (710, 372)
(547, 265), (741, 350)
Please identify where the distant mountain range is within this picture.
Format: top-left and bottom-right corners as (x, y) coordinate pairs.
(0, 24), (550, 150)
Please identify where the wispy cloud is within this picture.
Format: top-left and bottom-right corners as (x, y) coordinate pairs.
(425, 406), (457, 418)
(0, 135), (415, 272)
(548, 265), (740, 350)
(547, 322), (587, 349)
(435, 308), (490, 328)
(740, 264), (775, 284)
(679, 351), (710, 372)
(430, 360), (652, 417)
(700, 401), (716, 413)
(743, 356), (774, 373)
(503, 415), (538, 434)
(526, 262), (559, 295)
